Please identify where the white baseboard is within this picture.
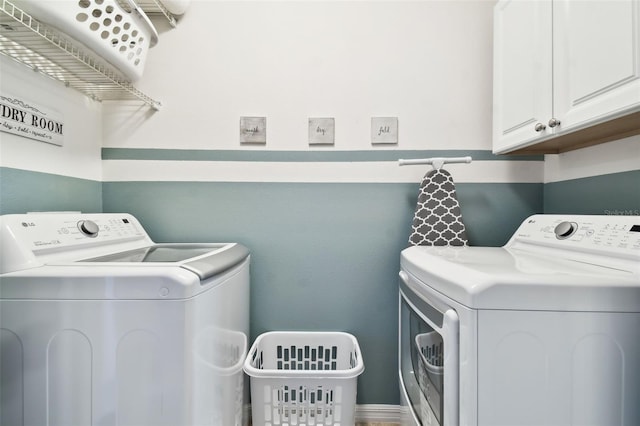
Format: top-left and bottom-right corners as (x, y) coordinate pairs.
(355, 404), (402, 423)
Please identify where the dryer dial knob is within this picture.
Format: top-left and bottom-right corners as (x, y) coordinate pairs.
(554, 221), (577, 239)
(78, 220), (99, 237)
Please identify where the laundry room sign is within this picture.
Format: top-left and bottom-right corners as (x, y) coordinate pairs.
(0, 93), (64, 146)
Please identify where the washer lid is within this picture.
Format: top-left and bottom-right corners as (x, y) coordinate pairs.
(0, 212), (249, 280)
(400, 245), (640, 311)
(78, 243), (250, 281)
(0, 244), (250, 300)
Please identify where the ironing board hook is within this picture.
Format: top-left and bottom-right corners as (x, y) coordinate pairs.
(431, 158), (446, 170)
(398, 156), (472, 170)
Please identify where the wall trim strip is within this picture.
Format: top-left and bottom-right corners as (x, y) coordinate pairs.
(102, 148), (543, 162)
(101, 159), (543, 183)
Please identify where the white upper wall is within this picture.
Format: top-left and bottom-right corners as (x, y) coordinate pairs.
(544, 135), (640, 183)
(2, 1), (633, 184)
(0, 56), (103, 181)
(103, 0), (495, 151)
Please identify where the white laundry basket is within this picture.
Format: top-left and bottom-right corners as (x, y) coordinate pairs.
(10, 0), (158, 81)
(243, 331), (364, 426)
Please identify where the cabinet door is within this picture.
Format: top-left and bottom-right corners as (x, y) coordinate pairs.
(553, 0), (640, 132)
(493, 0), (553, 154)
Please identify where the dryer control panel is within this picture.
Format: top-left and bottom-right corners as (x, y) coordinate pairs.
(507, 215), (640, 267)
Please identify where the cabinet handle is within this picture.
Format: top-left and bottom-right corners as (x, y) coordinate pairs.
(548, 118), (561, 128)
(534, 122), (546, 132)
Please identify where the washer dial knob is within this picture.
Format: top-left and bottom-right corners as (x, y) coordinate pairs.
(554, 221), (577, 239)
(78, 220), (99, 237)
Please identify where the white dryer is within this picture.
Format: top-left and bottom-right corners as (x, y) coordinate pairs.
(0, 212), (250, 426)
(398, 214), (640, 426)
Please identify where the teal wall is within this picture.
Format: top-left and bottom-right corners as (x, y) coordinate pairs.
(0, 151), (542, 404)
(101, 180), (542, 404)
(544, 170), (640, 215)
(0, 167), (102, 215)
(6, 163), (640, 405)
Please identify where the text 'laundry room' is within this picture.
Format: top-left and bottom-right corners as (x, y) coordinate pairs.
(0, 0), (639, 425)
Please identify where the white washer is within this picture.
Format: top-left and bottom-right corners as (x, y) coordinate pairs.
(398, 214), (640, 426)
(0, 212), (250, 426)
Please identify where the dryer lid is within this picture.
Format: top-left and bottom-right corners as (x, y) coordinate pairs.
(401, 214), (640, 311)
(401, 245), (640, 311)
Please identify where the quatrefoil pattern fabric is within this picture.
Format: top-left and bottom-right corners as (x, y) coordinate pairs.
(408, 168), (468, 246)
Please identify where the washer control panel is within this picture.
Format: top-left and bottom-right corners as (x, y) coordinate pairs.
(510, 214), (640, 255)
(0, 213), (153, 274)
(1, 213), (147, 252)
(78, 219), (100, 237)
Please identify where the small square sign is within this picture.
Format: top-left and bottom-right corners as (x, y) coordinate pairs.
(239, 116), (267, 144)
(371, 117), (398, 144)
(308, 117), (335, 145)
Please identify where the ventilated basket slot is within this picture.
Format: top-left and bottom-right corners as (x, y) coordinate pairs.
(215, 341), (241, 367)
(271, 385), (338, 425)
(421, 340), (443, 367)
(276, 344), (339, 371)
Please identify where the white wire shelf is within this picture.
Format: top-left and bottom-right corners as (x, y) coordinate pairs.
(0, 0), (162, 110)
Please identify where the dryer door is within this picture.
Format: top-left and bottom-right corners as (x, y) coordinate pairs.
(399, 271), (459, 426)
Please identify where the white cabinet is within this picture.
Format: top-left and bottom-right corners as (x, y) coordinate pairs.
(493, 0), (553, 153)
(493, 0), (640, 154)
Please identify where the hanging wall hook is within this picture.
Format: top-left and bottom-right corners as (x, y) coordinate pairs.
(398, 156), (472, 170)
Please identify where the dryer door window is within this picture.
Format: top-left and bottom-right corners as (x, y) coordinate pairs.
(399, 275), (460, 426)
(401, 294), (444, 426)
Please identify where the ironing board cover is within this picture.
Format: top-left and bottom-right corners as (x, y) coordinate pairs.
(408, 168), (468, 246)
